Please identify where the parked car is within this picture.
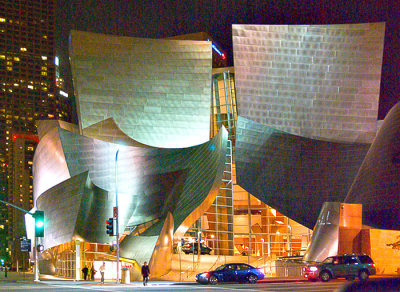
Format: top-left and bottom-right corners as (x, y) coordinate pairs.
(303, 254), (376, 282)
(182, 242), (212, 255)
(196, 263), (264, 284)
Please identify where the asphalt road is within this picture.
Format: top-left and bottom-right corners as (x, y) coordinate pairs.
(0, 279), (347, 292)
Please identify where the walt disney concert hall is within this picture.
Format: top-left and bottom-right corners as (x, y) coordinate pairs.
(30, 22), (400, 278)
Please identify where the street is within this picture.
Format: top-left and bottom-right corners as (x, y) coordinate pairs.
(0, 278), (347, 292)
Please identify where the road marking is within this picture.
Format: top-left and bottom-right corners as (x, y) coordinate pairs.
(41, 282), (115, 291)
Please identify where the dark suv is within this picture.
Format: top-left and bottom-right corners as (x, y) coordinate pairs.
(303, 254), (376, 282)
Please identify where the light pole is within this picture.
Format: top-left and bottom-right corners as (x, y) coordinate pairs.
(115, 149), (120, 284)
(261, 238), (265, 274)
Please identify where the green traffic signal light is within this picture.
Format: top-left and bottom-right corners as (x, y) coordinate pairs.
(34, 210), (44, 237)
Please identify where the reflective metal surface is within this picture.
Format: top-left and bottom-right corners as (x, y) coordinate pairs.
(345, 102), (400, 230)
(33, 121), (228, 250)
(232, 23), (384, 143)
(233, 22), (386, 230)
(303, 202), (340, 262)
(69, 30), (212, 148)
(304, 202), (363, 262)
(235, 116), (369, 229)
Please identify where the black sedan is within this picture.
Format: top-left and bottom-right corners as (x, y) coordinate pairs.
(196, 263), (264, 284)
(182, 242), (212, 255)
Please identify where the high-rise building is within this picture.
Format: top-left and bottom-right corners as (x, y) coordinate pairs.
(0, 0), (70, 269)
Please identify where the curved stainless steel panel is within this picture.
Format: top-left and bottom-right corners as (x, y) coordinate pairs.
(232, 23), (384, 143)
(82, 118), (153, 148)
(36, 172), (90, 249)
(69, 30), (212, 148)
(235, 116), (369, 229)
(33, 122), (228, 250)
(345, 102), (400, 230)
(303, 202), (340, 262)
(33, 126), (71, 202)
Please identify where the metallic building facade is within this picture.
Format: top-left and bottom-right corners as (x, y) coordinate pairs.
(34, 121), (228, 252)
(31, 31), (229, 276)
(233, 23), (385, 230)
(345, 102), (400, 230)
(69, 30), (212, 148)
(235, 116), (370, 229)
(233, 23), (385, 144)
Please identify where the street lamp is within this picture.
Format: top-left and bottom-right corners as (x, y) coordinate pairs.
(115, 149), (120, 284)
(261, 238), (265, 274)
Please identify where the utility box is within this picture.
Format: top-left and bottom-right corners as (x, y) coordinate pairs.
(121, 268), (130, 284)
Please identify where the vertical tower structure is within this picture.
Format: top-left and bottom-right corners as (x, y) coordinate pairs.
(0, 0), (66, 269)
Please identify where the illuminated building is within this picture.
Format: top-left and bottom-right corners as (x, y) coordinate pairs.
(29, 30), (228, 278)
(232, 23), (395, 266)
(29, 21), (400, 278)
(0, 0), (71, 269)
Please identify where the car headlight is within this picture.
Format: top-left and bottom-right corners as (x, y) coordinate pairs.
(309, 266), (318, 272)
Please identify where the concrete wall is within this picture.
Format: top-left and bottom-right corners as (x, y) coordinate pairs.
(370, 229), (400, 275)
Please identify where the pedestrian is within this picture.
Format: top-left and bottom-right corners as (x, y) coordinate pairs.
(141, 261), (150, 286)
(82, 265), (89, 280)
(90, 265), (96, 280)
(99, 262), (106, 284)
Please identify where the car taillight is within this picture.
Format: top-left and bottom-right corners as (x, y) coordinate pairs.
(372, 263), (376, 268)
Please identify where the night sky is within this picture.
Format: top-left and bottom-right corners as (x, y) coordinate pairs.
(56, 0), (399, 119)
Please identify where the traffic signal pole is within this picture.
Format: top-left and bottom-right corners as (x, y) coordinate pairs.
(0, 199), (43, 282)
(34, 236), (39, 282)
(115, 149), (120, 284)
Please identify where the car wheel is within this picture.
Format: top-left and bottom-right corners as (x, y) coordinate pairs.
(320, 271), (331, 282)
(208, 275), (218, 285)
(359, 270), (369, 282)
(248, 274), (257, 284)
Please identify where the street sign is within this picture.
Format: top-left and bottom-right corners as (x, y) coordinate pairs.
(20, 239), (31, 252)
(113, 206), (118, 218)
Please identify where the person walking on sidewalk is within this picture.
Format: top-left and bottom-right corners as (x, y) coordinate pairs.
(141, 261), (150, 286)
(90, 265), (96, 280)
(82, 265), (88, 280)
(99, 262), (106, 284)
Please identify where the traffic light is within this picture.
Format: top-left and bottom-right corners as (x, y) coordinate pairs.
(34, 210), (44, 237)
(106, 217), (114, 236)
(0, 258), (4, 266)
